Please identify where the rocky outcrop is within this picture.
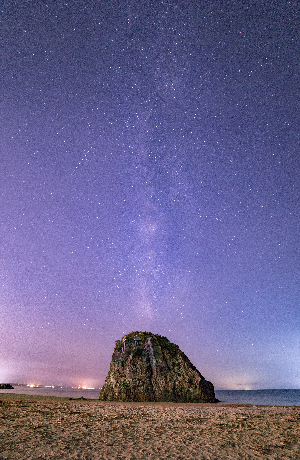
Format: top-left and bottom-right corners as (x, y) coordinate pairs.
(99, 331), (217, 403)
(0, 383), (14, 389)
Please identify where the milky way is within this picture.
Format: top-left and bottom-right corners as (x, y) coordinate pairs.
(1, 0), (299, 389)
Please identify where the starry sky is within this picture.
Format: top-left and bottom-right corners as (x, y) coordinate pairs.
(1, 0), (299, 390)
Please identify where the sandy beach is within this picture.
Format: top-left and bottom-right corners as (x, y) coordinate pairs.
(0, 394), (299, 459)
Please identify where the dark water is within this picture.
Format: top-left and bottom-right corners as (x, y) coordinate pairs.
(0, 386), (101, 400)
(215, 389), (300, 406)
(1, 387), (300, 406)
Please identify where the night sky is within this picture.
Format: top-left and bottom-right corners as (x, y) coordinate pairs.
(1, 0), (299, 390)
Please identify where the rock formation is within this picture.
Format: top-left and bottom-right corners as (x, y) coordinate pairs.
(99, 331), (218, 402)
(0, 383), (14, 389)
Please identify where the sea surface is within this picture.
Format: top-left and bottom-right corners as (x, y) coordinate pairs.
(215, 389), (300, 406)
(1, 386), (299, 406)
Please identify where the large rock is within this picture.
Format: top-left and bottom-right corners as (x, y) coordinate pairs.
(99, 331), (218, 403)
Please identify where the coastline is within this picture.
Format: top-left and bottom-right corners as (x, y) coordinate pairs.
(1, 393), (299, 459)
(1, 391), (300, 407)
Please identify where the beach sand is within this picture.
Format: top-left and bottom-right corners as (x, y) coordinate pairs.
(0, 394), (299, 459)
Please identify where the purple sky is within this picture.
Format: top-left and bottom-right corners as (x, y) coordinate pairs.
(1, 0), (299, 390)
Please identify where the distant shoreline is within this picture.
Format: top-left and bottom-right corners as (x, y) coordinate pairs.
(1, 392), (299, 408)
(1, 387), (300, 406)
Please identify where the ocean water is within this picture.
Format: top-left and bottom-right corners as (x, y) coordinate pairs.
(215, 389), (300, 406)
(1, 386), (300, 406)
(0, 386), (101, 400)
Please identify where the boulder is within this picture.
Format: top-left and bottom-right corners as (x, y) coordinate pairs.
(99, 331), (217, 402)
